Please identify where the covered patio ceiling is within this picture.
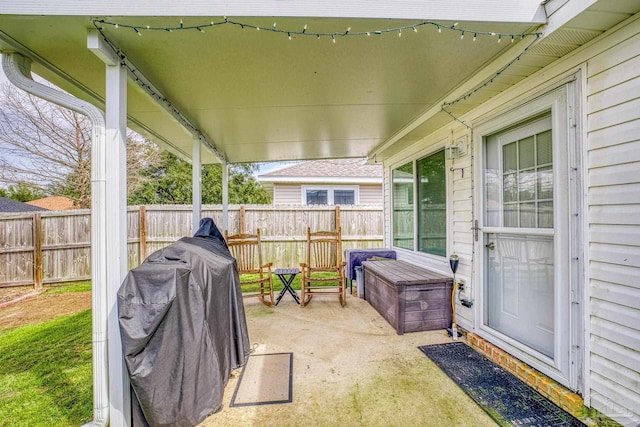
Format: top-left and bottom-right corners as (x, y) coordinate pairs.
(1, 1), (636, 165)
(0, 2), (546, 165)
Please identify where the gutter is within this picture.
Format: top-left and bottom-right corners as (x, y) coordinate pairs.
(2, 53), (109, 426)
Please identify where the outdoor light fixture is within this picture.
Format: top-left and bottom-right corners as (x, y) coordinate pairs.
(445, 138), (467, 160)
(445, 145), (460, 160)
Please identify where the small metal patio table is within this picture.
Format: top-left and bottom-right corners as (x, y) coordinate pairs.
(274, 267), (301, 305)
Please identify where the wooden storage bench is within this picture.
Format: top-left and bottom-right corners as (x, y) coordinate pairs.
(362, 260), (453, 335)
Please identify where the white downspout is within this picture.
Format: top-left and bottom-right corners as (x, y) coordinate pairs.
(2, 53), (110, 426)
(222, 160), (229, 232)
(192, 137), (202, 234)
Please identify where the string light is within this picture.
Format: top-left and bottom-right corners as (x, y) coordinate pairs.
(442, 34), (541, 110)
(90, 18), (543, 132)
(92, 17), (541, 42)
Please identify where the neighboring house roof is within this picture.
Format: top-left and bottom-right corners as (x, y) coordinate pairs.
(258, 158), (382, 184)
(27, 196), (76, 211)
(0, 197), (47, 213)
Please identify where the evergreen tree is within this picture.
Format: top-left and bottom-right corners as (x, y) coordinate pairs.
(128, 151), (271, 205)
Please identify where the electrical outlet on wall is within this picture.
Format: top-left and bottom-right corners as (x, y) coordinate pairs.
(457, 279), (465, 293)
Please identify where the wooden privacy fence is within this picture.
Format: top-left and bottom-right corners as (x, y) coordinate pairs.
(0, 204), (383, 288)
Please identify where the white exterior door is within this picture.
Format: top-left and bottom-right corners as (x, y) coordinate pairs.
(485, 116), (556, 357)
(476, 84), (580, 390)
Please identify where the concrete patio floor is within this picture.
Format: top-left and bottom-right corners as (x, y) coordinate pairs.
(200, 294), (497, 426)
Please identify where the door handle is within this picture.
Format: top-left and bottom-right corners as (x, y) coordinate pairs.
(485, 242), (495, 250)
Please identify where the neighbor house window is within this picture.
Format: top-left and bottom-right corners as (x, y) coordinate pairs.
(392, 150), (447, 256)
(303, 187), (357, 205)
(306, 189), (328, 205)
(334, 190), (355, 205)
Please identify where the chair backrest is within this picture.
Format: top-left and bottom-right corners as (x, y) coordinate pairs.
(225, 229), (263, 274)
(306, 227), (342, 270)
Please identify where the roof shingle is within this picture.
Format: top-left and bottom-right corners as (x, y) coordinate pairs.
(259, 158), (381, 179)
(0, 197), (47, 213)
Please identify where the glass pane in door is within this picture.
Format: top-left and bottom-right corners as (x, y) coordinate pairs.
(486, 233), (554, 357)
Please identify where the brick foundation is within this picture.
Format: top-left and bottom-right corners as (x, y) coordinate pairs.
(466, 332), (588, 419)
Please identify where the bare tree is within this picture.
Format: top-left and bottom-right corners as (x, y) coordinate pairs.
(0, 82), (161, 208)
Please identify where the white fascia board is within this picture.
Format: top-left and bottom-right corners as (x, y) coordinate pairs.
(541, 0), (598, 40)
(1, 1), (546, 23)
(257, 176), (381, 184)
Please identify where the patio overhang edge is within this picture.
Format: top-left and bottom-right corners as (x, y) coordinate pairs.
(0, 1), (548, 24)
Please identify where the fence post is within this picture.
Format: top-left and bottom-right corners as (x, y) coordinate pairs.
(240, 205), (246, 234)
(335, 205), (341, 232)
(139, 206), (147, 263)
(32, 212), (43, 289)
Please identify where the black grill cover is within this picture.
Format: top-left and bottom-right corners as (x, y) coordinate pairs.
(118, 218), (250, 427)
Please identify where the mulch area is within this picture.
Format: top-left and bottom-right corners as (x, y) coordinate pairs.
(0, 287), (91, 331)
(0, 287), (40, 306)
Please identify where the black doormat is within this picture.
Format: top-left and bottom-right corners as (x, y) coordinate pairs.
(418, 342), (584, 427)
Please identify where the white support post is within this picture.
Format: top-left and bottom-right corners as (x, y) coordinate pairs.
(105, 62), (130, 427)
(222, 160), (229, 233)
(192, 138), (202, 234)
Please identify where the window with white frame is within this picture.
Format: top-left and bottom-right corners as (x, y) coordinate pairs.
(303, 186), (357, 205)
(392, 149), (447, 256)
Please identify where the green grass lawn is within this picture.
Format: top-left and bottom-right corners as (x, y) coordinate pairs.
(0, 281), (94, 426)
(0, 310), (93, 426)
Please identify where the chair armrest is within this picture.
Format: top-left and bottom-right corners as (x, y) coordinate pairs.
(261, 262), (273, 269)
(299, 262), (308, 268)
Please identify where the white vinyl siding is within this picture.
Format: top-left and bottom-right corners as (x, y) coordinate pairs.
(586, 25), (640, 425)
(273, 184), (302, 204)
(359, 184), (383, 205)
(273, 183), (381, 205)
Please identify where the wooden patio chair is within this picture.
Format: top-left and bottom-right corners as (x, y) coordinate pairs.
(299, 227), (347, 307)
(225, 229), (275, 307)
